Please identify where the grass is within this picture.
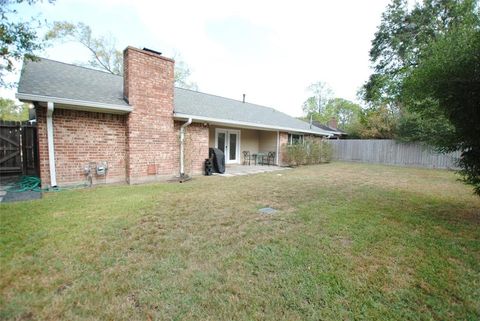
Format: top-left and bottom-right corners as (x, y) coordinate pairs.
(1, 162), (479, 320)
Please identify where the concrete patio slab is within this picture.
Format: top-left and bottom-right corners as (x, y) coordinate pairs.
(214, 165), (291, 177)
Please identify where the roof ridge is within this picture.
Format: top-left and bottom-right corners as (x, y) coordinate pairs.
(174, 87), (279, 113)
(32, 57), (123, 78)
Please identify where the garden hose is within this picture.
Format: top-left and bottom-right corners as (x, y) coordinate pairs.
(6, 176), (42, 192)
(5, 176), (87, 193)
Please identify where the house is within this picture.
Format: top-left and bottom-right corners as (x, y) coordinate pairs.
(16, 47), (331, 187)
(311, 120), (347, 139)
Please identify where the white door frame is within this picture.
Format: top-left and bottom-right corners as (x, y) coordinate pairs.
(215, 128), (241, 164)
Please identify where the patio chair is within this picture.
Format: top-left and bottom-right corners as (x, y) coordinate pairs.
(266, 152), (276, 166)
(243, 151), (252, 165)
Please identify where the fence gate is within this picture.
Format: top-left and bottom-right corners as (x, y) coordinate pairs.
(0, 120), (38, 176)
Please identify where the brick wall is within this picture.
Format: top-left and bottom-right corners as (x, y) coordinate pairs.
(176, 121), (209, 175)
(124, 47), (179, 183)
(36, 107), (127, 187)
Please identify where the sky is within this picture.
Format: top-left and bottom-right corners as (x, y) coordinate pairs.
(4, 0), (392, 117)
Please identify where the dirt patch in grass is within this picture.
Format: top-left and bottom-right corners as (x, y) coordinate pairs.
(1, 162), (479, 320)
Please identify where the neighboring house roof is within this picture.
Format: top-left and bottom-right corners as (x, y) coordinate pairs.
(17, 58), (331, 135)
(311, 121), (347, 135)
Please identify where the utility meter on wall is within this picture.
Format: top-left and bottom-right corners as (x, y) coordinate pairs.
(96, 161), (108, 176)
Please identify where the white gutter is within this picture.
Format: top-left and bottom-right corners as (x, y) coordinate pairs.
(16, 93), (132, 113)
(173, 112), (331, 136)
(46, 102), (57, 187)
(179, 118), (192, 177)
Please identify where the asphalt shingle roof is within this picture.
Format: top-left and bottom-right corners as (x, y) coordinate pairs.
(311, 121), (346, 135)
(174, 88), (329, 134)
(18, 58), (330, 135)
(18, 58), (129, 107)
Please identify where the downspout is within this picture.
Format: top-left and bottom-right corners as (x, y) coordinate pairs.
(46, 102), (57, 187)
(180, 118), (192, 178)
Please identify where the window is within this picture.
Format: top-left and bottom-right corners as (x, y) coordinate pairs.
(288, 133), (304, 145)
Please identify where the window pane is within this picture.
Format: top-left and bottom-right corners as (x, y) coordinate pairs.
(229, 133), (237, 160)
(218, 133), (225, 153)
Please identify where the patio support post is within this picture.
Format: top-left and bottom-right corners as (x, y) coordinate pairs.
(46, 102), (57, 187)
(276, 131), (280, 165)
(180, 118), (192, 177)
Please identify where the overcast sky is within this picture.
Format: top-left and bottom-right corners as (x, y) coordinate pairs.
(5, 0), (392, 117)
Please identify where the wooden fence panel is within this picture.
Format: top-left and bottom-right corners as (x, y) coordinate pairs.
(330, 139), (460, 169)
(0, 120), (38, 175)
(0, 121), (22, 173)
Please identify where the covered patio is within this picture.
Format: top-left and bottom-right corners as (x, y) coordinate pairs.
(209, 125), (282, 166)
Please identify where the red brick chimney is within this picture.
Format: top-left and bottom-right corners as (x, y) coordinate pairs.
(123, 47), (177, 183)
(327, 117), (338, 130)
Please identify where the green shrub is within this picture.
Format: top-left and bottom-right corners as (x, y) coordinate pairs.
(283, 139), (332, 166)
(320, 141), (333, 163)
(285, 143), (306, 166)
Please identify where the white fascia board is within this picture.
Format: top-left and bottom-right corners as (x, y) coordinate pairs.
(16, 93), (132, 114)
(173, 112), (331, 136)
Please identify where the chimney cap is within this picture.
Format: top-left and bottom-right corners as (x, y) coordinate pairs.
(142, 47), (162, 56)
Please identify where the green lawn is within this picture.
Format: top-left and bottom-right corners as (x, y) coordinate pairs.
(1, 162), (479, 320)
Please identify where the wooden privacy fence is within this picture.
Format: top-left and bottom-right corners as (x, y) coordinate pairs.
(330, 139), (461, 169)
(0, 120), (38, 176)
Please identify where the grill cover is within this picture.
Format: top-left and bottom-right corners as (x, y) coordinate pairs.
(209, 148), (225, 174)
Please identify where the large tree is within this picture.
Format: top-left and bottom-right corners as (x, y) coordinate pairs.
(364, 0), (480, 194)
(364, 0), (477, 106)
(322, 98), (362, 129)
(46, 21), (199, 89)
(301, 81), (333, 116)
(362, 0), (477, 142)
(403, 26), (480, 194)
(46, 22), (123, 75)
(356, 105), (398, 139)
(1, 0), (54, 87)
